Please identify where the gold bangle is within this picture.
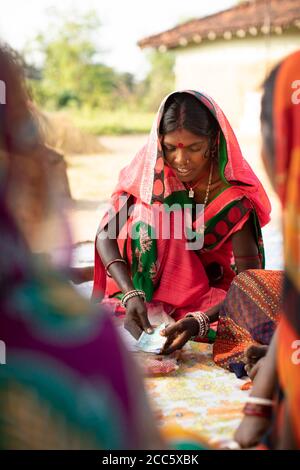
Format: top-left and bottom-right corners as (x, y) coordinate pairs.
(121, 290), (146, 308)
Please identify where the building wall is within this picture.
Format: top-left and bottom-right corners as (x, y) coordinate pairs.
(175, 32), (300, 132)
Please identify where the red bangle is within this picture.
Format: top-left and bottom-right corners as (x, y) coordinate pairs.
(243, 403), (272, 420)
(105, 258), (127, 278)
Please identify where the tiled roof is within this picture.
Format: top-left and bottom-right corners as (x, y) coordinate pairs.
(138, 0), (300, 50)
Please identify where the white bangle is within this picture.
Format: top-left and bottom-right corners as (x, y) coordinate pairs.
(121, 289), (146, 308)
(246, 396), (275, 407)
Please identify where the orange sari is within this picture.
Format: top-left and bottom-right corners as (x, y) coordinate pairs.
(274, 51), (300, 447)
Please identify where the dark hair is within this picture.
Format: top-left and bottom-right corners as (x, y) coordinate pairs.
(260, 64), (280, 163)
(159, 92), (219, 143)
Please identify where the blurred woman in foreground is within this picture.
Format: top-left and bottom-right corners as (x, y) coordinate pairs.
(0, 43), (161, 450)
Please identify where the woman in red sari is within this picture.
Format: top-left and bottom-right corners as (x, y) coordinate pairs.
(93, 91), (271, 353)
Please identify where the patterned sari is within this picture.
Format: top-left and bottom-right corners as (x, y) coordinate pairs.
(213, 270), (282, 372)
(93, 90), (271, 328)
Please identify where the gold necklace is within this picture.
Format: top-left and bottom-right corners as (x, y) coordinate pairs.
(188, 161), (213, 206)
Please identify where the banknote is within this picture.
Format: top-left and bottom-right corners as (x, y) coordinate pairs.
(137, 323), (167, 354)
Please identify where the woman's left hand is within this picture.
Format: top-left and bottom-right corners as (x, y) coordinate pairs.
(160, 317), (199, 355)
(234, 415), (270, 448)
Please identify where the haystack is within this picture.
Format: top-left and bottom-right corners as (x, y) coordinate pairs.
(38, 111), (106, 155)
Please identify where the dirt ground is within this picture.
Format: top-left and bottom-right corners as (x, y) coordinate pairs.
(67, 135), (146, 244)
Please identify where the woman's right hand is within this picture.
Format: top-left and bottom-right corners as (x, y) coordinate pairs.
(124, 296), (153, 339)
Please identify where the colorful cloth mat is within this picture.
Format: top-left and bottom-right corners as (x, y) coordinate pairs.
(144, 341), (249, 448)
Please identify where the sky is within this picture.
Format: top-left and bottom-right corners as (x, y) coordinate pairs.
(0, 0), (236, 79)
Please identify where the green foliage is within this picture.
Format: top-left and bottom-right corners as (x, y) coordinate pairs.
(25, 9), (175, 132)
(26, 9), (127, 110)
(141, 50), (175, 111)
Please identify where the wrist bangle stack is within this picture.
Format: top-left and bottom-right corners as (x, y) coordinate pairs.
(105, 258), (127, 278)
(121, 289), (146, 308)
(185, 311), (210, 338)
(243, 396), (274, 420)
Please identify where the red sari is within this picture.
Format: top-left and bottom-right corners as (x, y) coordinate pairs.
(93, 90), (271, 329)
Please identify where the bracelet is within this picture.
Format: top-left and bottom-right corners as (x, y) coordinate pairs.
(105, 258), (127, 278)
(243, 403), (273, 420)
(245, 396), (275, 407)
(121, 289), (146, 308)
(185, 311), (210, 338)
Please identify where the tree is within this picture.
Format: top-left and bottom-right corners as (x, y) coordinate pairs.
(141, 49), (175, 111)
(26, 9), (120, 110)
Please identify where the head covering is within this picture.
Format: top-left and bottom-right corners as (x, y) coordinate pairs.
(110, 90), (271, 225)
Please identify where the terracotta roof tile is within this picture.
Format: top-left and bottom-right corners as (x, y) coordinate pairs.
(138, 0), (300, 49)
